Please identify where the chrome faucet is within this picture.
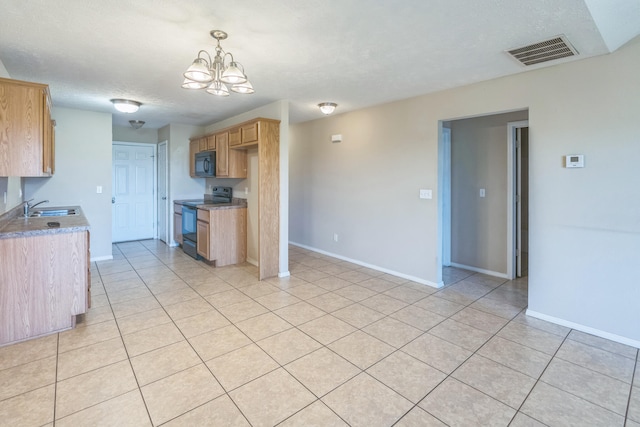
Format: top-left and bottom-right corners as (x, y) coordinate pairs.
(23, 199), (49, 217)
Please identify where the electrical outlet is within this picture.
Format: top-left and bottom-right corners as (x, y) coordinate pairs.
(479, 188), (486, 198)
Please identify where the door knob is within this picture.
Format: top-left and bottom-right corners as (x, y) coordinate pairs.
(112, 197), (115, 204)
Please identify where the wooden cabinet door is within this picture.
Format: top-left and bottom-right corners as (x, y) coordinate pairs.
(196, 219), (210, 258)
(199, 137), (207, 152)
(216, 132), (229, 177)
(229, 127), (241, 146)
(0, 78), (46, 176)
(206, 135), (216, 150)
(189, 140), (199, 177)
(174, 212), (183, 244)
(228, 148), (247, 178)
(241, 122), (259, 144)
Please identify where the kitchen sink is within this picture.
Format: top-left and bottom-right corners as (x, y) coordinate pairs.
(29, 208), (78, 217)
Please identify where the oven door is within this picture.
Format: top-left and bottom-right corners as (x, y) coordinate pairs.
(181, 206), (197, 242)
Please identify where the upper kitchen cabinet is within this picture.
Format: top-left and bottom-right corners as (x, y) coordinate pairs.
(0, 77), (55, 177)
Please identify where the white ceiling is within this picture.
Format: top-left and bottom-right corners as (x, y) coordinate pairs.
(1, 0), (639, 129)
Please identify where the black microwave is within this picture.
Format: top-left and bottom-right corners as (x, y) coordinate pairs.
(195, 151), (216, 177)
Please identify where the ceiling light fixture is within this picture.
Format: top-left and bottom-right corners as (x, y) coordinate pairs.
(129, 120), (145, 129)
(182, 30), (254, 96)
(318, 102), (337, 115)
(111, 99), (141, 113)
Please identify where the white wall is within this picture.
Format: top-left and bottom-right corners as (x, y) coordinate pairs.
(24, 107), (113, 260)
(112, 125), (158, 144)
(204, 100), (290, 276)
(290, 36), (640, 345)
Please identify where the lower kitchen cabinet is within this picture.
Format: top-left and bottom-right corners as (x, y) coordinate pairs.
(0, 230), (89, 346)
(196, 207), (246, 267)
(196, 218), (209, 258)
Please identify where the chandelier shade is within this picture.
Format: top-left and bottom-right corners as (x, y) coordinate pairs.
(184, 58), (213, 83)
(230, 78), (255, 94)
(181, 78), (208, 89)
(182, 30), (254, 97)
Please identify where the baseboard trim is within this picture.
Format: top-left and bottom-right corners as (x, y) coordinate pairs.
(90, 255), (113, 262)
(289, 241), (442, 288)
(449, 262), (508, 279)
(278, 271), (291, 278)
(526, 309), (640, 349)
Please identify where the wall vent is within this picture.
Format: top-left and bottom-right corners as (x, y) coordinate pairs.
(507, 35), (578, 66)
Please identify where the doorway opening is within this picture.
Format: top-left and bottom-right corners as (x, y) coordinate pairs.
(438, 111), (529, 286)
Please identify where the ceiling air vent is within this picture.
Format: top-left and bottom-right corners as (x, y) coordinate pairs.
(507, 35), (578, 66)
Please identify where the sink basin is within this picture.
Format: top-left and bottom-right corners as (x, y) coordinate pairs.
(29, 208), (78, 217)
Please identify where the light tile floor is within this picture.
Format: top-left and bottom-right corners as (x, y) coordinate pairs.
(1, 240), (639, 426)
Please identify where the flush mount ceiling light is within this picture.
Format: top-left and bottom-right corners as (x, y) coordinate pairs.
(182, 30), (254, 96)
(110, 99), (141, 113)
(318, 102), (337, 115)
(129, 120), (145, 129)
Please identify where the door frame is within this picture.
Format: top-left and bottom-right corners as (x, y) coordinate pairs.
(507, 121), (529, 279)
(157, 141), (168, 242)
(112, 141), (158, 242)
(435, 121), (451, 287)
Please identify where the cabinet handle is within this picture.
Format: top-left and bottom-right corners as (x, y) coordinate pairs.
(112, 197), (115, 204)
(162, 196), (167, 200)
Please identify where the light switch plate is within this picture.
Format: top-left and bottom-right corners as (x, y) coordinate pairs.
(96, 186), (103, 194)
(419, 189), (432, 199)
(480, 188), (486, 197)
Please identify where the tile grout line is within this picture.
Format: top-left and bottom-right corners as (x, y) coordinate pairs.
(623, 350), (639, 425)
(508, 331), (572, 426)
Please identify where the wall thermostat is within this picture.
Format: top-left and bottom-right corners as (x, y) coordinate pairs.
(565, 154), (584, 168)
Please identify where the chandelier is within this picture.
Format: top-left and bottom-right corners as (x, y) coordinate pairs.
(182, 30), (254, 96)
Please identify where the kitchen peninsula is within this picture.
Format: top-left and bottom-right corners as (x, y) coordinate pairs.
(0, 206), (90, 346)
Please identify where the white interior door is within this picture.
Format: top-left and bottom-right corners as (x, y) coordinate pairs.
(112, 143), (156, 243)
(157, 141), (168, 243)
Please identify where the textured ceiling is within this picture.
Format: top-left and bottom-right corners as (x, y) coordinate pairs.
(0, 0), (639, 128)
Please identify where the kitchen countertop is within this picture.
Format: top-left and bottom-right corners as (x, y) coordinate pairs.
(0, 205), (90, 239)
(174, 198), (247, 210)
